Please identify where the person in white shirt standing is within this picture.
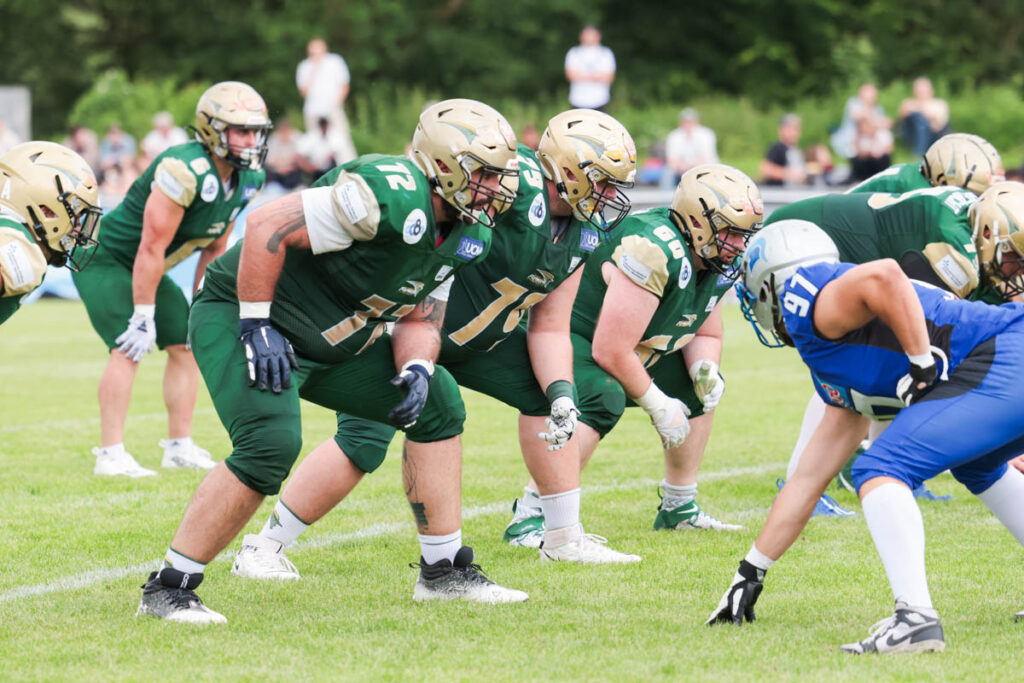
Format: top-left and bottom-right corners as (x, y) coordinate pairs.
(296, 37), (357, 164)
(564, 25), (616, 111)
(661, 108), (718, 189)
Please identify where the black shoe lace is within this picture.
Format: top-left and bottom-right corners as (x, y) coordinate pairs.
(163, 586), (202, 610)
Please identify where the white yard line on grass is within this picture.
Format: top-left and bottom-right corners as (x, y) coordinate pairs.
(0, 409), (220, 433)
(0, 461), (785, 604)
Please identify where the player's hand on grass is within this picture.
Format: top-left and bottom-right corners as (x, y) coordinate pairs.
(389, 360), (433, 428)
(706, 559), (765, 626)
(239, 318), (298, 393)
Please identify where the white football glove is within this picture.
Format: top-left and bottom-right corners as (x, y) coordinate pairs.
(538, 396), (580, 451)
(116, 306), (157, 362)
(689, 359), (725, 410)
(635, 382), (690, 449)
(706, 559), (766, 626)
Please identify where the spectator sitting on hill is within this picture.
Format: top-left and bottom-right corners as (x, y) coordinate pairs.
(660, 107), (718, 189)
(898, 77), (950, 157)
(760, 113), (807, 186)
(99, 124), (137, 174)
(804, 144), (836, 186)
(63, 125), (100, 172)
(850, 115), (893, 181)
(831, 82), (891, 160)
(265, 116), (304, 190)
(141, 111), (188, 162)
(296, 116), (349, 181)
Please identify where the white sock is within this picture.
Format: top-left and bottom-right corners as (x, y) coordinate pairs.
(164, 547), (206, 574)
(418, 529), (462, 565)
(745, 543), (776, 571)
(976, 466), (1024, 546)
(541, 488), (581, 530)
(661, 480), (697, 509)
(98, 443), (126, 458)
(260, 500), (310, 548)
(522, 487), (542, 510)
(787, 393), (826, 479)
(163, 437), (194, 451)
(862, 482), (933, 609)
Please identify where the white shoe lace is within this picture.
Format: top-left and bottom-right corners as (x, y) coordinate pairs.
(863, 614), (898, 642)
(241, 544), (298, 575)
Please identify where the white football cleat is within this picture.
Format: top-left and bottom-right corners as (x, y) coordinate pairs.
(412, 546), (528, 604)
(839, 603), (945, 654)
(539, 523), (642, 564)
(160, 439), (216, 470)
(231, 534), (300, 580)
(93, 447), (157, 478)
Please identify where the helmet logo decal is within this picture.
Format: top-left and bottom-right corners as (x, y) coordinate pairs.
(439, 121), (477, 143)
(567, 134), (606, 159)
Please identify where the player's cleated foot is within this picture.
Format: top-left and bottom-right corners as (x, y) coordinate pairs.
(839, 602), (945, 654)
(1015, 609), (1024, 622)
(912, 484), (953, 502)
(93, 446), (157, 478)
(539, 523), (641, 564)
(411, 546), (528, 604)
(654, 495), (742, 531)
(136, 569), (226, 624)
(777, 478), (855, 518)
(231, 534), (300, 580)
(502, 499), (545, 548)
(160, 439), (216, 470)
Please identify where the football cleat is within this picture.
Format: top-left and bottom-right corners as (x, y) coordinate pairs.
(1015, 609), (1024, 622)
(136, 569), (226, 625)
(160, 439), (216, 470)
(231, 534), (300, 580)
(653, 494), (742, 531)
(912, 484), (953, 502)
(411, 546), (528, 604)
(93, 446), (157, 478)
(839, 602), (945, 654)
(777, 478), (855, 518)
(539, 523), (641, 564)
(502, 499), (545, 548)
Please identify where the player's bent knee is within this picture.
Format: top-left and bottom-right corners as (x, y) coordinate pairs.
(405, 368), (466, 443)
(225, 425), (304, 495)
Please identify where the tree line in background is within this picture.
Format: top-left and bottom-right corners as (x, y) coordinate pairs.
(2, 0), (1023, 155)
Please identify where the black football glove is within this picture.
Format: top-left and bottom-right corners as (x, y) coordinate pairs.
(239, 318), (299, 394)
(706, 559), (766, 626)
(388, 362), (432, 428)
(897, 356), (938, 406)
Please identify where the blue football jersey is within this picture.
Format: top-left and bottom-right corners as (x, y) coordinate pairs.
(781, 262), (1024, 419)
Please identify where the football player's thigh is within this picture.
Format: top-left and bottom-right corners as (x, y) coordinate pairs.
(572, 333), (626, 437)
(442, 329), (549, 416)
(636, 352), (705, 418)
(154, 275), (189, 349)
(73, 249), (133, 349)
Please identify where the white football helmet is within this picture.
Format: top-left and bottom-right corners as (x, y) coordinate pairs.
(738, 219), (839, 346)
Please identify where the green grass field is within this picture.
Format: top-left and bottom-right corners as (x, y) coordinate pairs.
(1, 300), (1020, 680)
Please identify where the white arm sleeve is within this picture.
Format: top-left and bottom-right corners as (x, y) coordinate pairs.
(301, 186), (354, 254)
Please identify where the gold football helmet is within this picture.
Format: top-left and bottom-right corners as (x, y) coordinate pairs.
(194, 81), (272, 170)
(972, 181), (1024, 299)
(0, 141), (101, 271)
(537, 109), (636, 231)
(921, 133), (1004, 195)
(670, 164), (763, 278)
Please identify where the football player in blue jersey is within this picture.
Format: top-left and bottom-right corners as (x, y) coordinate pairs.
(705, 210), (1024, 654)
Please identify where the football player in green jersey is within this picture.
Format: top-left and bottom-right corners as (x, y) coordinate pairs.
(229, 109), (642, 579)
(848, 133), (1003, 196)
(73, 81), (271, 477)
(136, 99), (527, 624)
(520, 164), (762, 535)
(0, 142), (100, 325)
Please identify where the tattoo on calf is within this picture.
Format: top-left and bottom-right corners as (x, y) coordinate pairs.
(409, 502), (429, 528)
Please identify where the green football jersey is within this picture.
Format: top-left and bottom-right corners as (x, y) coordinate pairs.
(571, 208), (733, 369)
(766, 187), (999, 301)
(0, 215), (46, 325)
(98, 141), (265, 270)
(201, 154), (493, 363)
(443, 145), (600, 352)
(847, 163), (930, 195)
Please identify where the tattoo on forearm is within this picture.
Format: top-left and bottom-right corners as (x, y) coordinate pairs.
(265, 202), (306, 254)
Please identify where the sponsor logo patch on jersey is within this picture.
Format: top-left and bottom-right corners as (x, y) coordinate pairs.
(200, 174), (219, 202)
(568, 256), (582, 273)
(705, 295), (719, 312)
(189, 157), (211, 175)
(456, 236), (485, 260)
(242, 185), (260, 202)
(434, 265), (453, 281)
(580, 229), (600, 252)
(620, 252), (652, 285)
(934, 254), (970, 291)
(716, 273), (735, 287)
(336, 181), (369, 224)
(528, 193), (547, 227)
(0, 239), (34, 290)
(817, 377), (851, 409)
(678, 257), (692, 289)
(403, 209), (427, 245)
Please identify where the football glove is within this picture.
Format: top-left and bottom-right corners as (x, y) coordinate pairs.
(116, 307), (157, 362)
(635, 382), (691, 449)
(538, 396), (580, 451)
(689, 359), (725, 410)
(239, 317), (299, 394)
(389, 360), (433, 429)
(706, 559), (766, 626)
(896, 354), (938, 406)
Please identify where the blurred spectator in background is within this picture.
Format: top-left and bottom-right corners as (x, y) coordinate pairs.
(565, 25), (616, 111)
(804, 144), (836, 187)
(831, 82), (890, 161)
(760, 113), (807, 186)
(97, 162), (137, 210)
(850, 115), (893, 181)
(296, 116), (348, 181)
(63, 125), (100, 171)
(636, 140), (666, 186)
(0, 118), (20, 155)
(99, 124), (137, 174)
(265, 115), (304, 190)
(661, 107), (718, 189)
(519, 124), (540, 150)
(296, 37), (356, 164)
(141, 111), (188, 161)
(899, 77), (950, 156)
